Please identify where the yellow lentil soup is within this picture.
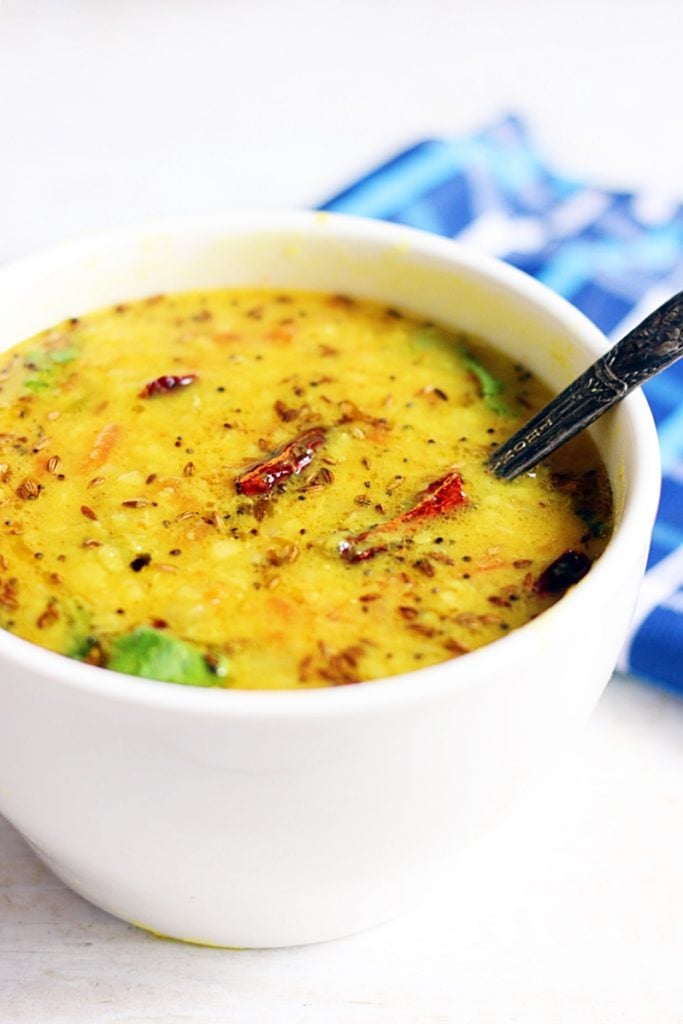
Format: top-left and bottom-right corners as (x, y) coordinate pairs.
(0, 289), (612, 689)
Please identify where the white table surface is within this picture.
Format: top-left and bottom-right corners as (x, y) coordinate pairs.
(1, 2), (683, 1021)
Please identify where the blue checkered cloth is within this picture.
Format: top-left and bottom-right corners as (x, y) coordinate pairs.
(320, 115), (683, 694)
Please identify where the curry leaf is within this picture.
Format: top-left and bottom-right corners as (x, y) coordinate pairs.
(107, 627), (228, 687)
(460, 348), (513, 416)
(23, 344), (79, 393)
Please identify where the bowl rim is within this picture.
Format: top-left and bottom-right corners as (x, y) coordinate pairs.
(0, 210), (662, 718)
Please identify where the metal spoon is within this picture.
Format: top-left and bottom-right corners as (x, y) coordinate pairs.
(488, 289), (683, 480)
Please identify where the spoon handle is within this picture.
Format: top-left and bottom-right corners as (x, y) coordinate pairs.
(489, 289), (683, 480)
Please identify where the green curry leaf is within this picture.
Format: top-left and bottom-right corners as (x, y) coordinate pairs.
(49, 346), (78, 365)
(24, 377), (52, 392)
(107, 627), (228, 687)
(577, 508), (607, 538)
(460, 348), (513, 416)
(23, 344), (79, 394)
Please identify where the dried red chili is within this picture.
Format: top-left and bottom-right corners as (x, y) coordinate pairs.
(340, 469), (467, 563)
(138, 374), (197, 398)
(536, 549), (592, 595)
(235, 427), (327, 496)
(387, 469), (467, 527)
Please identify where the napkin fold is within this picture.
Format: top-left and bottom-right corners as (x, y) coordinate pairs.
(320, 115), (683, 693)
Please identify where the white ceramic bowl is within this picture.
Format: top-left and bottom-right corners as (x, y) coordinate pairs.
(0, 212), (660, 948)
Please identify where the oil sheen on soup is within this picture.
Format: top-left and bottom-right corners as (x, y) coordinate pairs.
(0, 289), (612, 688)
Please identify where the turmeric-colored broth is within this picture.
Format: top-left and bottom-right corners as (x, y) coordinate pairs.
(0, 289), (612, 688)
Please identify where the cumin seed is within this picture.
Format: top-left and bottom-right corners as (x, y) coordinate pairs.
(267, 542), (299, 566)
(413, 559), (435, 578)
(253, 498), (270, 522)
(274, 400), (299, 422)
(17, 477), (40, 500)
(36, 602), (59, 629)
(398, 606), (419, 620)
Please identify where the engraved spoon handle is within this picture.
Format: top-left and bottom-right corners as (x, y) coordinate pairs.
(488, 289), (683, 480)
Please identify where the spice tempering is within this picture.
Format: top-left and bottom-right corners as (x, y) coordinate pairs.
(0, 289), (612, 688)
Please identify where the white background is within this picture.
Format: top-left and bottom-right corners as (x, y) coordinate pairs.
(1, 2), (683, 1022)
